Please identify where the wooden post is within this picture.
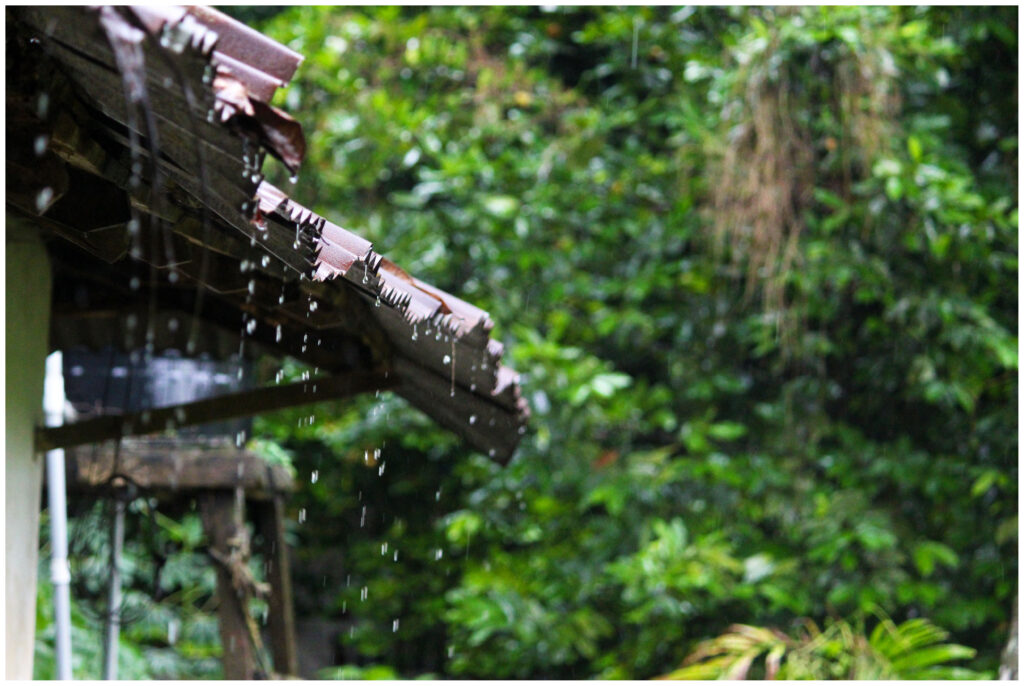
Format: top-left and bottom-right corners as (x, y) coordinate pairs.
(257, 495), (299, 677)
(200, 489), (258, 679)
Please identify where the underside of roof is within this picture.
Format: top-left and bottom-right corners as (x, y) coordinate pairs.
(6, 6), (529, 462)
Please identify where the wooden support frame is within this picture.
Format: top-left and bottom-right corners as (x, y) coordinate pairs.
(199, 489), (259, 679)
(36, 370), (394, 452)
(257, 495), (299, 677)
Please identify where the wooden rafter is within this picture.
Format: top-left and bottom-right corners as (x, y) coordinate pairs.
(36, 370), (394, 452)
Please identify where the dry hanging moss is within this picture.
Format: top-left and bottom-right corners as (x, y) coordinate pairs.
(707, 9), (899, 351)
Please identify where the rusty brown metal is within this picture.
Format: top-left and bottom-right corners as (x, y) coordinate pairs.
(9, 4), (529, 461)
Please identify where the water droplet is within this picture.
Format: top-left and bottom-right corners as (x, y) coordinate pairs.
(34, 135), (48, 157)
(168, 318), (179, 333)
(298, 508), (307, 523)
(443, 354), (451, 365)
(309, 300), (318, 312)
(311, 470), (319, 484)
(246, 319), (257, 334)
(130, 276), (141, 290)
(261, 255), (270, 267)
(392, 619), (400, 633)
(381, 542), (388, 555)
(275, 324), (282, 342)
(435, 488), (442, 502)
(360, 505), (367, 527)
(435, 548), (444, 560)
(248, 279), (255, 295)
(448, 646), (454, 659)
(37, 92), (50, 119)
(378, 461), (386, 476)
(488, 448), (496, 458)
(168, 270), (179, 284)
(393, 550), (399, 562)
(35, 187), (53, 212)
(411, 326), (418, 341)
(361, 586), (368, 601)
(236, 430), (247, 447)
(469, 415), (477, 425)
(175, 407), (187, 423)
(289, 174), (299, 184)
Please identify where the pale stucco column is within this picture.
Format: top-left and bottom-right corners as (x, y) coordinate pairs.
(6, 216), (52, 679)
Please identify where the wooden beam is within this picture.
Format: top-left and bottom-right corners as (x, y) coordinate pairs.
(200, 489), (259, 679)
(257, 496), (299, 677)
(36, 370), (394, 452)
(64, 444), (295, 500)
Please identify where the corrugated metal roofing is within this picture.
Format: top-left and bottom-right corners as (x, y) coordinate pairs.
(9, 6), (528, 462)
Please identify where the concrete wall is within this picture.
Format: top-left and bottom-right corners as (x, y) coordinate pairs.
(6, 218), (52, 679)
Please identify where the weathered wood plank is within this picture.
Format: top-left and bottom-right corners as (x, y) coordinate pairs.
(64, 443), (294, 499)
(199, 489), (258, 679)
(257, 496), (299, 676)
(36, 371), (394, 452)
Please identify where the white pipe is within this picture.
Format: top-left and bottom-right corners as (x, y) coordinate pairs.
(102, 499), (125, 680)
(44, 352), (73, 680)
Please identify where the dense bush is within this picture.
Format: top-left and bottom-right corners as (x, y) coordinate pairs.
(247, 6), (1017, 679)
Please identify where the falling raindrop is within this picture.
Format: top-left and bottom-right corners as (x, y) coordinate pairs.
(378, 461), (386, 476)
(360, 505), (367, 527)
(130, 276), (141, 290)
(298, 508), (307, 524)
(311, 470), (319, 484)
(246, 319), (257, 335)
(411, 326), (418, 341)
(37, 92), (50, 119)
(35, 187), (53, 212)
(236, 430), (247, 447)
(361, 586), (368, 601)
(393, 550), (399, 562)
(289, 174), (298, 184)
(275, 325), (283, 342)
(443, 354), (451, 365)
(261, 255), (270, 268)
(435, 488), (442, 502)
(309, 300), (318, 312)
(392, 619), (400, 633)
(34, 135), (48, 157)
(469, 415), (477, 425)
(248, 279), (256, 295)
(381, 542), (388, 555)
(435, 548), (444, 560)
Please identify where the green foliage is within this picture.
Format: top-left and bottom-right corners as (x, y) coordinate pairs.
(664, 612), (991, 680)
(242, 5), (1015, 679)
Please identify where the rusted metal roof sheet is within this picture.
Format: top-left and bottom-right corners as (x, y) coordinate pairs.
(10, 5), (528, 462)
